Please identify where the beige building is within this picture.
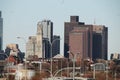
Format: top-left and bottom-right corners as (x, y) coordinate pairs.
(26, 22), (43, 58)
(6, 43), (19, 56)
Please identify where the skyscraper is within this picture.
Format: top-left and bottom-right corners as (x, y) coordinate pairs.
(64, 16), (108, 60)
(69, 26), (93, 59)
(26, 20), (53, 58)
(0, 11), (3, 51)
(26, 22), (43, 58)
(42, 20), (53, 42)
(41, 20), (53, 58)
(92, 25), (108, 60)
(64, 16), (85, 58)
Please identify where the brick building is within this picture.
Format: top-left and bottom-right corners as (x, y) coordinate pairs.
(64, 16), (108, 60)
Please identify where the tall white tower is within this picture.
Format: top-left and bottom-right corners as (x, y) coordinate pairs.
(42, 20), (53, 42)
(36, 22), (43, 58)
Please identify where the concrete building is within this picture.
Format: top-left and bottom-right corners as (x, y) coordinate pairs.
(69, 26), (93, 59)
(64, 16), (84, 58)
(40, 20), (53, 58)
(42, 20), (53, 42)
(64, 16), (108, 60)
(0, 11), (3, 51)
(26, 20), (53, 58)
(26, 22), (43, 58)
(42, 20), (53, 58)
(6, 44), (19, 56)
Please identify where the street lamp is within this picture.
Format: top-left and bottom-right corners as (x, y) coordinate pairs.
(44, 38), (61, 77)
(16, 36), (27, 58)
(67, 51), (79, 80)
(16, 36), (27, 80)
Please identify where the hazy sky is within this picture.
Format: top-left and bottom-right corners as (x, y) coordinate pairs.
(0, 0), (120, 59)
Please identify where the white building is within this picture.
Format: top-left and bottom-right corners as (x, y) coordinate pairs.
(26, 22), (43, 58)
(26, 20), (53, 58)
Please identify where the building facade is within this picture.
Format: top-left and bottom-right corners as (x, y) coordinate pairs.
(26, 20), (53, 58)
(42, 20), (53, 42)
(41, 20), (53, 58)
(64, 16), (108, 60)
(26, 22), (43, 58)
(52, 35), (60, 57)
(69, 26), (93, 59)
(64, 16), (84, 58)
(92, 25), (108, 60)
(0, 11), (3, 51)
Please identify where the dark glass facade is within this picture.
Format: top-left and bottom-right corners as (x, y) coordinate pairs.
(52, 35), (60, 57)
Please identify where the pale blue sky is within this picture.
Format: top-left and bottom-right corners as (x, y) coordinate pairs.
(0, 0), (120, 59)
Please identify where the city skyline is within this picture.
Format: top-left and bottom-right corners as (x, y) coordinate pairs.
(0, 0), (120, 59)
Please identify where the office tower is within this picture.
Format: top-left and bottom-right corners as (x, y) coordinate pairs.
(42, 20), (53, 42)
(64, 16), (108, 60)
(36, 22), (43, 58)
(26, 20), (53, 58)
(26, 22), (43, 58)
(64, 16), (85, 58)
(42, 20), (53, 58)
(0, 11), (3, 51)
(52, 35), (60, 57)
(92, 25), (108, 60)
(69, 26), (93, 59)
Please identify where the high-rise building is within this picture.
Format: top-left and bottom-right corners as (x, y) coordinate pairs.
(64, 16), (85, 58)
(42, 20), (53, 42)
(69, 26), (93, 59)
(42, 20), (53, 58)
(0, 11), (3, 51)
(64, 16), (108, 60)
(92, 25), (108, 60)
(26, 20), (53, 58)
(26, 22), (43, 58)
